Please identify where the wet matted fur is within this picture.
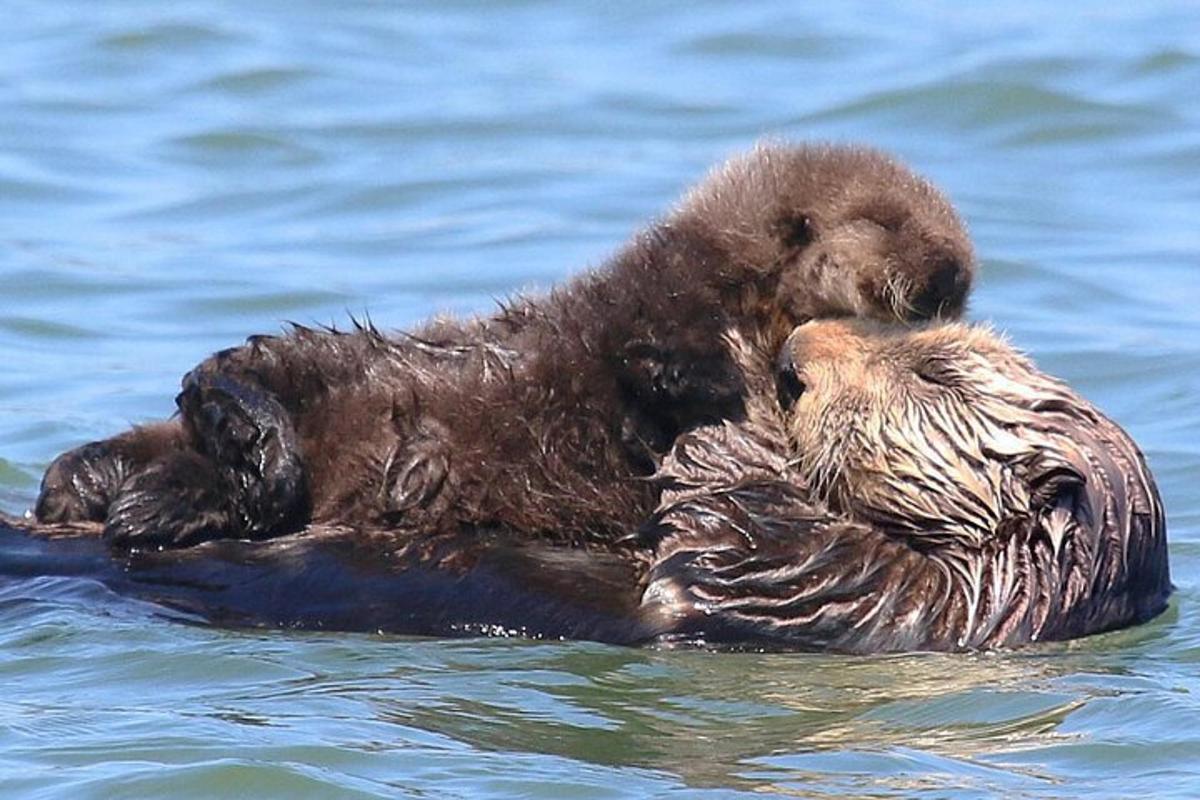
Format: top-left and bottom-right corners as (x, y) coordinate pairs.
(640, 321), (1170, 651)
(3, 321), (1168, 651)
(35, 142), (974, 548)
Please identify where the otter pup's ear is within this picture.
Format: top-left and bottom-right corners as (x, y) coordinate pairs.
(849, 199), (908, 233)
(771, 212), (814, 249)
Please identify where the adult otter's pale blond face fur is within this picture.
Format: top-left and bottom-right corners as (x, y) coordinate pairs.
(778, 320), (1160, 548)
(773, 320), (1169, 636)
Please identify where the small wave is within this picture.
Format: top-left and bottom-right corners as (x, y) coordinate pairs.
(97, 22), (240, 53)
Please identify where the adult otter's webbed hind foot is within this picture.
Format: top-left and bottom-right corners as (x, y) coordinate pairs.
(105, 372), (311, 549)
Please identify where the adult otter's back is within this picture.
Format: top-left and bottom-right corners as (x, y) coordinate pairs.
(643, 321), (1170, 651)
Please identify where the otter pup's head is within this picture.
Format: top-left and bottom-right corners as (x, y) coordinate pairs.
(673, 143), (975, 333)
(775, 320), (1167, 578)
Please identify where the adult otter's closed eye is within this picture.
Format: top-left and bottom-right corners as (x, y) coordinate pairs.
(641, 321), (1170, 651)
(36, 142), (975, 549)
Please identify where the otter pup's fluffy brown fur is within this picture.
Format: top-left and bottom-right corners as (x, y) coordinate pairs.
(36, 142), (974, 548)
(641, 321), (1170, 651)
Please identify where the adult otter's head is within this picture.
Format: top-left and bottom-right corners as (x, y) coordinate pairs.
(776, 319), (1160, 548)
(773, 319), (1170, 634)
(670, 142), (975, 336)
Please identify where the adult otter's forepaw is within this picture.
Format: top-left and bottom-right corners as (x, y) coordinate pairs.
(35, 441), (127, 523)
(104, 452), (233, 549)
(178, 370), (309, 536)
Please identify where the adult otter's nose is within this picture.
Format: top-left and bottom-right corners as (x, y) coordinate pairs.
(775, 348), (806, 413)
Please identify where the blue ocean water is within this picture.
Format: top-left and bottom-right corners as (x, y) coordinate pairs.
(1, 2), (1198, 797)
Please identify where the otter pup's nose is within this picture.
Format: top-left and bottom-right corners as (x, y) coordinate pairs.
(908, 257), (970, 320)
(775, 350), (806, 413)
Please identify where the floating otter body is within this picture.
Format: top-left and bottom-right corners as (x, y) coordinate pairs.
(2, 321), (1169, 651)
(35, 143), (974, 549)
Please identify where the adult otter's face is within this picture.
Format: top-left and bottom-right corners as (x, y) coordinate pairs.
(674, 143), (975, 337)
(774, 320), (1167, 574)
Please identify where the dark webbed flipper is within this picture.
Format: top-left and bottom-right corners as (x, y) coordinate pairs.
(102, 371), (310, 549)
(177, 369), (310, 538)
(35, 422), (187, 525)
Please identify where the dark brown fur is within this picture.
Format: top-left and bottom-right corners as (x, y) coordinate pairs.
(36, 142), (975, 548)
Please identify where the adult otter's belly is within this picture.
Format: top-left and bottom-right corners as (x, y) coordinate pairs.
(0, 515), (658, 644)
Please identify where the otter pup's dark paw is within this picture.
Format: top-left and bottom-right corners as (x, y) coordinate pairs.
(177, 370), (309, 537)
(618, 339), (747, 450)
(36, 441), (129, 523)
(104, 452), (234, 549)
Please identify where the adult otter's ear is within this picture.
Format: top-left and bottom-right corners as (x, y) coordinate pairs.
(913, 354), (958, 387)
(911, 346), (972, 389)
(1022, 446), (1096, 558)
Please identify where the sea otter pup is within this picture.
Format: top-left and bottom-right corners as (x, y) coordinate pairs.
(640, 320), (1171, 651)
(35, 142), (974, 548)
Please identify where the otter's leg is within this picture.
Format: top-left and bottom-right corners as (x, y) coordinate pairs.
(35, 421), (187, 525)
(104, 450), (236, 547)
(104, 370), (311, 548)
